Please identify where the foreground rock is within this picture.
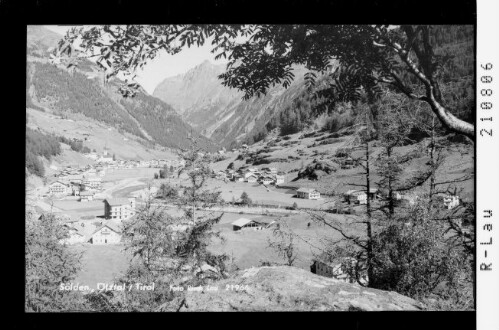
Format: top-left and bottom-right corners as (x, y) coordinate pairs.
(179, 266), (425, 311)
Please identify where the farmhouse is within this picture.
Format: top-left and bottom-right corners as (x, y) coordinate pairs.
(49, 181), (70, 195)
(80, 191), (95, 202)
(90, 221), (122, 244)
(443, 195), (460, 209)
(296, 188), (320, 200)
(366, 188), (379, 200)
(260, 176), (275, 185)
(311, 258), (367, 285)
(98, 156), (114, 164)
(244, 170), (255, 179)
(216, 171), (227, 180)
(246, 174), (258, 183)
(340, 157), (355, 169)
(233, 174), (244, 182)
(103, 198), (136, 221)
(344, 190), (367, 205)
(275, 172), (285, 185)
(232, 218), (265, 231)
(83, 176), (102, 190)
(85, 153), (99, 160)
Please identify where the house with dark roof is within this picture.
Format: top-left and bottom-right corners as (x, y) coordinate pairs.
(231, 218), (266, 231)
(343, 190), (367, 204)
(258, 175), (275, 185)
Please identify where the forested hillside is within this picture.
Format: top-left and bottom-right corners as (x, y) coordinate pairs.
(247, 25), (474, 144)
(154, 25), (473, 149)
(118, 89), (216, 151)
(27, 26), (219, 153)
(26, 126), (61, 176)
(27, 62), (218, 151)
(154, 62), (308, 148)
(30, 62), (146, 138)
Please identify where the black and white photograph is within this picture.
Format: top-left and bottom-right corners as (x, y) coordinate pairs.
(24, 21), (479, 314)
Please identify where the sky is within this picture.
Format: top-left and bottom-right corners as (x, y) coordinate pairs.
(44, 25), (228, 94)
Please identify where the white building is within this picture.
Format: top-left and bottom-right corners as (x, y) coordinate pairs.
(103, 198), (136, 221)
(296, 188), (320, 200)
(98, 156), (114, 164)
(312, 258), (367, 285)
(443, 195), (460, 209)
(344, 190), (367, 205)
(246, 174), (258, 183)
(80, 191), (95, 202)
(90, 221), (122, 244)
(275, 173), (285, 185)
(83, 176), (102, 190)
(84, 153), (99, 160)
(49, 181), (70, 195)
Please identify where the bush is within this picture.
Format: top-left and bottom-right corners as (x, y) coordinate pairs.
(26, 151), (45, 177)
(240, 192), (252, 206)
(158, 183), (178, 200)
(370, 202), (473, 307)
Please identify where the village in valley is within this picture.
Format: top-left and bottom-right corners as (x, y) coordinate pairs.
(27, 127), (472, 288)
(25, 24), (475, 312)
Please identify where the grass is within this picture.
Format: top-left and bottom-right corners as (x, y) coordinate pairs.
(210, 212), (358, 270)
(71, 244), (130, 289)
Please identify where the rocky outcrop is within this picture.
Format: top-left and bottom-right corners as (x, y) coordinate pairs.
(178, 266), (425, 311)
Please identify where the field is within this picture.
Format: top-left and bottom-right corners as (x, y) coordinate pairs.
(210, 211), (360, 270)
(65, 206), (360, 289)
(204, 179), (332, 209)
(71, 244), (130, 289)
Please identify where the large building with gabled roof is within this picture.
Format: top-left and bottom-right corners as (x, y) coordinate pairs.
(90, 221), (122, 244)
(103, 198), (136, 221)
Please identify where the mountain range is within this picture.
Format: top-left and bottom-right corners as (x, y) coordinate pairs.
(153, 60), (310, 148)
(26, 26), (217, 152)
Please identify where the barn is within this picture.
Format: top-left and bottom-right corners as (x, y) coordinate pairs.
(296, 188), (320, 200)
(232, 218), (264, 231)
(343, 190), (367, 204)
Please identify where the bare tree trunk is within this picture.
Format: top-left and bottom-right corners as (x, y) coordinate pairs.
(365, 138), (374, 286)
(428, 116), (436, 210)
